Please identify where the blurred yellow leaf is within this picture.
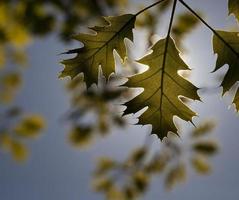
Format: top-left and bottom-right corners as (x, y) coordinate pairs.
(191, 155), (211, 175)
(14, 115), (45, 138)
(0, 133), (12, 151)
(132, 171), (149, 192)
(127, 147), (147, 164)
(69, 126), (92, 147)
(192, 120), (216, 137)
(95, 157), (116, 175)
(106, 186), (125, 200)
(165, 163), (187, 190)
(0, 47), (5, 67)
(93, 177), (114, 192)
(192, 140), (218, 156)
(11, 140), (28, 162)
(6, 22), (31, 47)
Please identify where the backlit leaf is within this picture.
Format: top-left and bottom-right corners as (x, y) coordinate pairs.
(123, 37), (200, 139)
(213, 31), (239, 111)
(60, 14), (136, 87)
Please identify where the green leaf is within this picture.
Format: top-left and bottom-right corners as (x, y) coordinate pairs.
(123, 37), (200, 139)
(228, 0), (239, 21)
(213, 31), (239, 110)
(60, 14), (136, 87)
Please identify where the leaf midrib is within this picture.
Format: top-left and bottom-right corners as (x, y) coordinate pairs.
(81, 15), (136, 67)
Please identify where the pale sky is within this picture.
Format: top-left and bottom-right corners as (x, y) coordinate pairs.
(0, 0), (239, 200)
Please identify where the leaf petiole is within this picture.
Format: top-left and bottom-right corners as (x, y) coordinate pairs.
(179, 0), (239, 58)
(135, 0), (169, 16)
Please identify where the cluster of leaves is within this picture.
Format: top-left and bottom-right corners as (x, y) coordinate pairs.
(92, 120), (218, 200)
(0, 0), (131, 80)
(0, 107), (45, 162)
(60, 0), (239, 140)
(65, 75), (130, 147)
(0, 0), (129, 161)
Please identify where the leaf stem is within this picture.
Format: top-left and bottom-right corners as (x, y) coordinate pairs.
(135, 0), (168, 16)
(159, 0), (178, 129)
(179, 0), (239, 57)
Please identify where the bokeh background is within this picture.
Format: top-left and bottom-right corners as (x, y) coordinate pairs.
(0, 0), (239, 200)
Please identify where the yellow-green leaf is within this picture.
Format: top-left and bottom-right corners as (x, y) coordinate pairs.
(123, 37), (200, 139)
(11, 140), (28, 162)
(69, 126), (93, 147)
(95, 157), (116, 175)
(213, 31), (239, 110)
(60, 14), (136, 87)
(165, 163), (186, 190)
(228, 0), (239, 21)
(191, 155), (211, 175)
(14, 115), (45, 138)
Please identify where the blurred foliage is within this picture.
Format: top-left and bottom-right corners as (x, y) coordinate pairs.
(92, 120), (219, 199)
(65, 75), (132, 148)
(0, 2), (224, 199)
(172, 11), (201, 48)
(0, 107), (45, 162)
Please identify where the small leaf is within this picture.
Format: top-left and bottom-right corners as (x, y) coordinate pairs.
(127, 147), (147, 164)
(191, 155), (211, 175)
(228, 0), (239, 21)
(15, 115), (45, 138)
(132, 171), (149, 192)
(95, 157), (116, 175)
(60, 14), (136, 87)
(11, 140), (28, 162)
(2, 73), (22, 88)
(191, 120), (216, 137)
(192, 140), (218, 156)
(165, 163), (186, 190)
(123, 37), (200, 139)
(69, 126), (93, 147)
(0, 133), (12, 151)
(93, 177), (114, 192)
(146, 155), (168, 173)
